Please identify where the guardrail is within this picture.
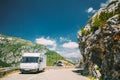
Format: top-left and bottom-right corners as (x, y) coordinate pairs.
(0, 67), (19, 78)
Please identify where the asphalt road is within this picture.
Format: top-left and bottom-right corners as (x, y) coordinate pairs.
(1, 68), (89, 80)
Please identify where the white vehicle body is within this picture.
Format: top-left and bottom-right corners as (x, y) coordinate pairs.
(20, 53), (46, 73)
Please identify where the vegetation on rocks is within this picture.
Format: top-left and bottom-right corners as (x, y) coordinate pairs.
(81, 0), (120, 36)
(78, 0), (120, 80)
(106, 0), (118, 8)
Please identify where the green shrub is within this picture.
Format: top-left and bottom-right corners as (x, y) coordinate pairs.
(81, 28), (90, 36)
(0, 60), (11, 67)
(92, 11), (115, 32)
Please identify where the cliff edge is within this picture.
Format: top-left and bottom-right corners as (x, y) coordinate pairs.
(78, 0), (120, 80)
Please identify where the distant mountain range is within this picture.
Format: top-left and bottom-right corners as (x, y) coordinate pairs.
(0, 34), (71, 67)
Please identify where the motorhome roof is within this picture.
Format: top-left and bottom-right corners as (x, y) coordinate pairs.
(23, 53), (43, 57)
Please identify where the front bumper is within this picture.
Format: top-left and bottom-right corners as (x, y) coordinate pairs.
(20, 68), (38, 73)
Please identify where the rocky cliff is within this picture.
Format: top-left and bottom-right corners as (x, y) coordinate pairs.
(78, 0), (120, 80)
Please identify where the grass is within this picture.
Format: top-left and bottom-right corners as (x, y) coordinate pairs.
(3, 70), (20, 77)
(46, 51), (73, 66)
(0, 70), (19, 79)
(86, 76), (96, 80)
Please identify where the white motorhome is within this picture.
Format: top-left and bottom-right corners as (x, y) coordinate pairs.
(20, 53), (46, 73)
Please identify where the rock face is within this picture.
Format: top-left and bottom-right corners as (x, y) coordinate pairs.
(78, 0), (120, 80)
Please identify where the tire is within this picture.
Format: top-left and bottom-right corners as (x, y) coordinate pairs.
(37, 69), (40, 73)
(21, 71), (24, 74)
(42, 68), (45, 72)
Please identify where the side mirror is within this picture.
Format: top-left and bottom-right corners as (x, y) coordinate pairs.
(39, 58), (43, 62)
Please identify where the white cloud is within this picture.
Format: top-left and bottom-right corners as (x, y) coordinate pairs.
(64, 51), (80, 58)
(36, 37), (57, 50)
(36, 37), (55, 45)
(56, 49), (82, 58)
(59, 37), (71, 42)
(35, 37), (82, 58)
(100, 3), (107, 8)
(62, 42), (78, 49)
(86, 7), (96, 13)
(48, 44), (57, 51)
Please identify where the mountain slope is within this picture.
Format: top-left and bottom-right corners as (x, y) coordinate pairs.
(46, 51), (68, 66)
(0, 34), (68, 67)
(78, 0), (120, 80)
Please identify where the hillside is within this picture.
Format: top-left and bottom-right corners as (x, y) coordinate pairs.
(78, 0), (120, 80)
(0, 34), (68, 67)
(46, 51), (71, 66)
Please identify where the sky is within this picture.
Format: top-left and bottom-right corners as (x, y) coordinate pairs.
(0, 0), (111, 58)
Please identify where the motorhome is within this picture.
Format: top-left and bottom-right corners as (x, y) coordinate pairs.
(20, 53), (46, 73)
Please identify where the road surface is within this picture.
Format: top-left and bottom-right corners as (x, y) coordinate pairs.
(1, 68), (89, 80)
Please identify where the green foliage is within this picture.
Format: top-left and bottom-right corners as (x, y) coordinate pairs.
(99, 12), (115, 21)
(81, 28), (90, 36)
(92, 11), (115, 32)
(0, 60), (11, 67)
(81, 10), (117, 35)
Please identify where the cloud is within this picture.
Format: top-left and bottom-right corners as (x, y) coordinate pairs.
(62, 42), (78, 49)
(86, 7), (96, 13)
(36, 37), (55, 45)
(56, 48), (82, 58)
(64, 50), (81, 58)
(36, 37), (57, 50)
(59, 37), (71, 42)
(35, 37), (82, 58)
(100, 3), (107, 8)
(48, 44), (57, 51)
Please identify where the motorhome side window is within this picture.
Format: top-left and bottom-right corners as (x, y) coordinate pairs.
(21, 57), (39, 63)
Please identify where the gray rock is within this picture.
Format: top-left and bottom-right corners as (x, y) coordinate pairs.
(78, 0), (120, 80)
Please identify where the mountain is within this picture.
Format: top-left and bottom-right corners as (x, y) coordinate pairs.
(0, 34), (69, 67)
(78, 0), (120, 80)
(46, 51), (73, 66)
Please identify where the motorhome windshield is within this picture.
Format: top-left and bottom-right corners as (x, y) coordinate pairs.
(21, 57), (39, 63)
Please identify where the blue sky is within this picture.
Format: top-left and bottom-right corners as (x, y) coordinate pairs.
(0, 0), (110, 58)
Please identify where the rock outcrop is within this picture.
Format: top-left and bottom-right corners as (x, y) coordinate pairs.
(78, 0), (120, 80)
